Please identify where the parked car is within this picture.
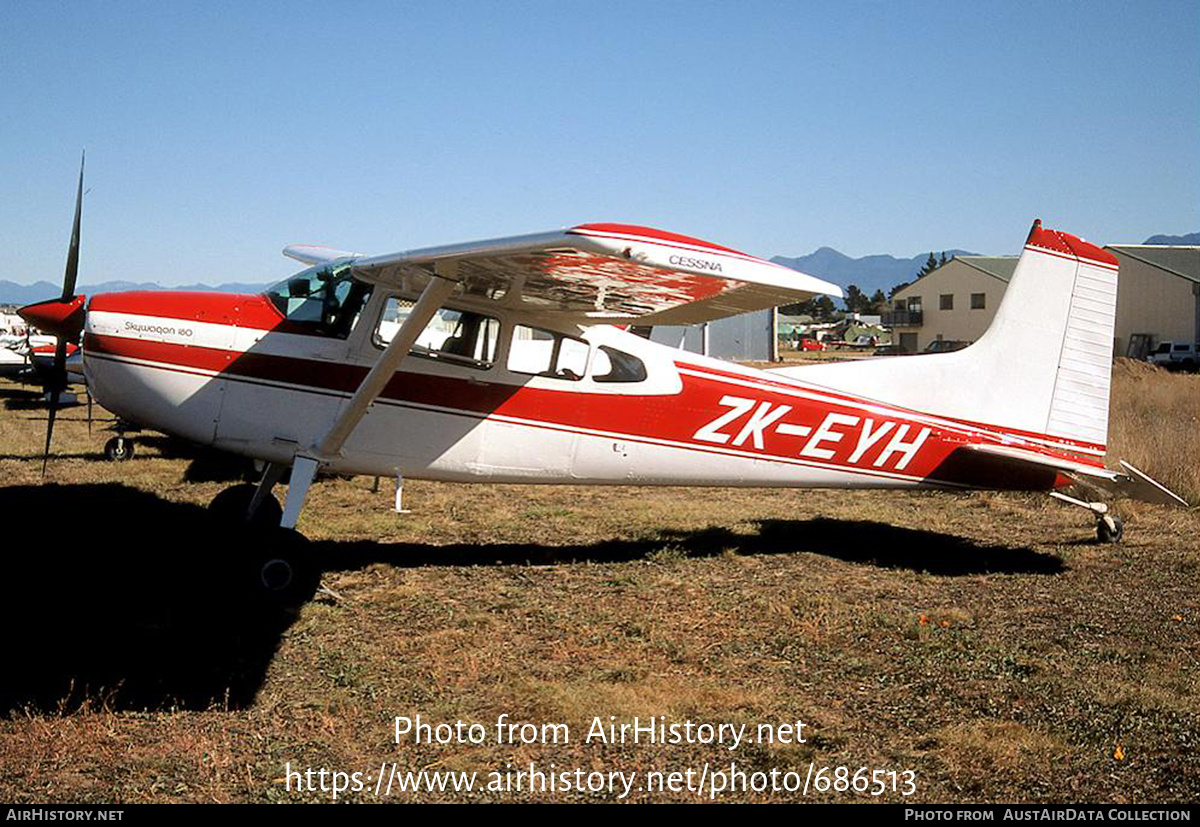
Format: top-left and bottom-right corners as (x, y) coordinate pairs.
(796, 336), (826, 352)
(1147, 341), (1199, 370)
(923, 339), (971, 354)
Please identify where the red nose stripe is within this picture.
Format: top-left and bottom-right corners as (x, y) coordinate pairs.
(18, 295), (87, 339)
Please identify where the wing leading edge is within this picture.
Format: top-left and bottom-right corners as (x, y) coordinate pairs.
(334, 223), (841, 325)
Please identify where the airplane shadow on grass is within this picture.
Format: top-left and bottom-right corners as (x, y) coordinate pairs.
(0, 483), (1062, 716)
(322, 518), (1064, 577)
(1, 484), (295, 716)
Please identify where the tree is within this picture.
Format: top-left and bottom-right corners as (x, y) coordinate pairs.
(812, 295), (836, 319)
(917, 251), (954, 280)
(869, 289), (887, 313)
(844, 284), (868, 314)
(889, 281), (910, 299)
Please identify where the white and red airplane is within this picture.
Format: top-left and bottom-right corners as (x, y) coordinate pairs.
(20, 166), (1186, 599)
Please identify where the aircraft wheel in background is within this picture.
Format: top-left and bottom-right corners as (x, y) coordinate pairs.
(103, 436), (134, 461)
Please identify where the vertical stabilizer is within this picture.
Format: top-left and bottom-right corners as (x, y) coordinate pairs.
(772, 221), (1120, 457)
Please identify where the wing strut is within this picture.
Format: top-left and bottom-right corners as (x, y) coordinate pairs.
(279, 267), (460, 529)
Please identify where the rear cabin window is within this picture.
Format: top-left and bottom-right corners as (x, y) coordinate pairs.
(375, 297), (499, 369)
(508, 325), (588, 380)
(264, 259), (374, 338)
(591, 346), (647, 383)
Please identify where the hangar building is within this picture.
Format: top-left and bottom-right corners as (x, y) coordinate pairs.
(1105, 245), (1200, 357)
(883, 246), (1199, 356)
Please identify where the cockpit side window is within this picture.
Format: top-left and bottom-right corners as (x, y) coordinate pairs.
(508, 325), (589, 381)
(591, 346), (647, 383)
(264, 259), (374, 339)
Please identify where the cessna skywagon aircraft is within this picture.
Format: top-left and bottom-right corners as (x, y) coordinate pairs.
(20, 163), (1186, 599)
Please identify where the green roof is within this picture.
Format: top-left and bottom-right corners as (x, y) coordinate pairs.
(893, 256), (1018, 297)
(956, 256), (1019, 283)
(1106, 245), (1200, 284)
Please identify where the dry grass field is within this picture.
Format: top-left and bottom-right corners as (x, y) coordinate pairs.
(0, 360), (1196, 804)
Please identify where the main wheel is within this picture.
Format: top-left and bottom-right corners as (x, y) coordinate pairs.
(1097, 515), (1124, 544)
(247, 531), (318, 607)
(104, 436), (134, 461)
(209, 483), (283, 526)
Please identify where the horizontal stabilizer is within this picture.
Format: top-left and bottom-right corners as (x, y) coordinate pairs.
(936, 445), (1189, 507)
(962, 443), (1116, 480)
(1107, 460), (1190, 507)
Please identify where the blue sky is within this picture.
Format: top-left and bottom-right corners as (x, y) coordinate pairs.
(2, 0), (1197, 286)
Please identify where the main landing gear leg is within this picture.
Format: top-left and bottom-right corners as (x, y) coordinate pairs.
(1049, 490), (1124, 543)
(281, 455), (320, 530)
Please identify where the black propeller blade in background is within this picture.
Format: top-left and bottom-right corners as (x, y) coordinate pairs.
(41, 152), (85, 475)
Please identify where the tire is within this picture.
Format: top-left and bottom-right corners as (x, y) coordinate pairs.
(1096, 515), (1124, 544)
(209, 483), (283, 526)
(248, 531), (318, 607)
(104, 436), (134, 461)
(210, 486), (317, 606)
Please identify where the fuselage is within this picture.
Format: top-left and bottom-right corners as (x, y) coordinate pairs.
(79, 283), (1098, 492)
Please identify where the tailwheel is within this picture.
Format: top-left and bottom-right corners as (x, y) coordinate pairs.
(104, 436), (134, 461)
(1097, 514), (1124, 544)
(1050, 491), (1124, 545)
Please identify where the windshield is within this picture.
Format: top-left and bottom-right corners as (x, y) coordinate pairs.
(264, 259), (374, 338)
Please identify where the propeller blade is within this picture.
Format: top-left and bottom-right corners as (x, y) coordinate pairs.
(41, 397), (59, 475)
(62, 152), (84, 301)
(87, 387), (93, 435)
(41, 339), (68, 475)
(39, 152), (86, 473)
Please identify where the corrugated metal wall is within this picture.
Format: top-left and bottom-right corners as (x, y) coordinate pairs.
(648, 309), (776, 361)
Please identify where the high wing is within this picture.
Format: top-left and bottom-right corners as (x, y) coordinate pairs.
(343, 223), (842, 325)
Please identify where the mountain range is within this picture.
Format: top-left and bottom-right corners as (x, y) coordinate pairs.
(1142, 232), (1200, 245)
(771, 231), (1199, 299)
(1, 232), (1195, 306)
(770, 248), (978, 299)
(0, 280), (274, 307)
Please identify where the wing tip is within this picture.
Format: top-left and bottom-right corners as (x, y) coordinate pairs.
(282, 244), (361, 266)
